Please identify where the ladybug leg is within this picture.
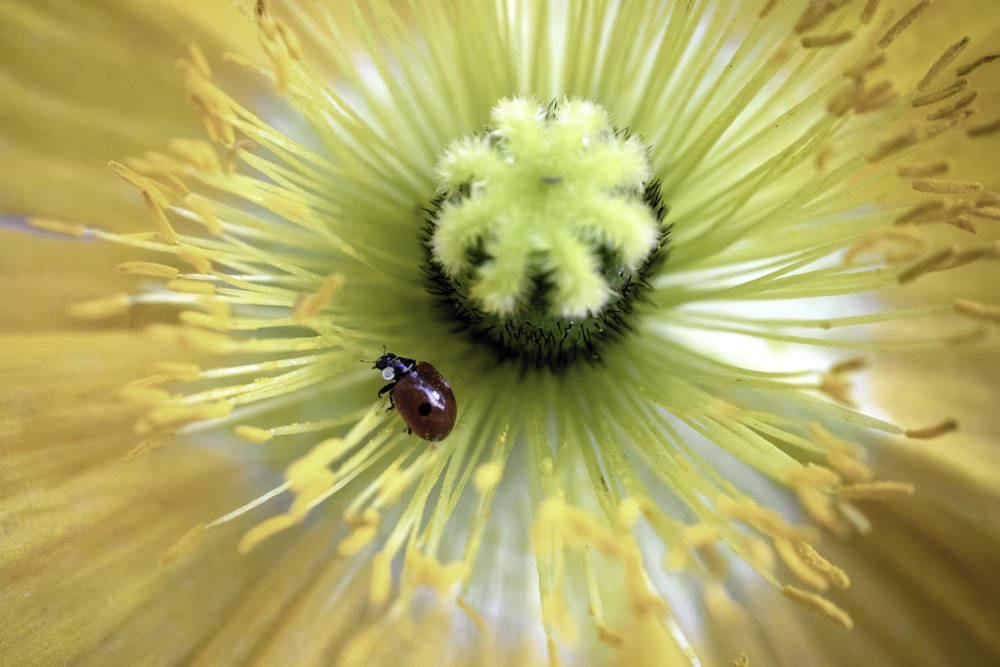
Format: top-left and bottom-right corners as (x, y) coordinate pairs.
(378, 383), (396, 411)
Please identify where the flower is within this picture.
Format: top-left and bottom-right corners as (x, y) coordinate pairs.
(2, 1), (999, 665)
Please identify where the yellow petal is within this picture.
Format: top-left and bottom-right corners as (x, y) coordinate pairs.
(0, 1), (257, 228)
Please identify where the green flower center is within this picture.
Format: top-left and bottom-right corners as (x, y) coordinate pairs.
(423, 97), (669, 368)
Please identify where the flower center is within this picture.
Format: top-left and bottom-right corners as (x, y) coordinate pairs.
(423, 97), (669, 368)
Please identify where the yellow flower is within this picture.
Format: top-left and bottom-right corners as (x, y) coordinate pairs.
(2, 1), (999, 665)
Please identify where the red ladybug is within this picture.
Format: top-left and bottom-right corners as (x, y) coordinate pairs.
(372, 352), (457, 442)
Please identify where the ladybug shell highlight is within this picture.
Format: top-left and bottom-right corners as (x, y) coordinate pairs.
(374, 353), (457, 442)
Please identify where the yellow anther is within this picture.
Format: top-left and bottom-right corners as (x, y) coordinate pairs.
(294, 273), (345, 323)
(783, 585), (853, 629)
(897, 246), (958, 284)
(918, 37), (970, 90)
(683, 524), (720, 549)
(144, 400), (233, 430)
(27, 217), (86, 237)
(108, 161), (171, 208)
(837, 481), (915, 500)
(117, 261), (180, 279)
(860, 0), (879, 24)
(896, 160), (951, 178)
(338, 523), (379, 557)
(118, 385), (175, 406)
(472, 462), (503, 494)
(186, 198), (223, 235)
(877, 1), (930, 50)
(161, 524), (207, 565)
(954, 299), (1000, 322)
(843, 52), (885, 80)
(238, 513), (298, 553)
(370, 551), (392, 605)
(405, 548), (469, 596)
(178, 328), (235, 354)
(151, 361), (202, 382)
(178, 248), (214, 274)
(167, 279), (216, 295)
(235, 425), (273, 443)
(911, 178), (982, 194)
(776, 538), (850, 590)
(457, 597), (487, 634)
(801, 32), (853, 48)
(121, 430), (176, 462)
(787, 463), (841, 490)
(729, 653), (750, 667)
(68, 294), (130, 320)
(595, 622), (626, 646)
(169, 138), (222, 173)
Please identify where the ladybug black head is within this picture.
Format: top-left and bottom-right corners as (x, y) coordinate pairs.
(373, 351), (416, 381)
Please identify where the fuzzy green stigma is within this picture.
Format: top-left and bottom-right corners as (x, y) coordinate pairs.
(423, 97), (669, 368)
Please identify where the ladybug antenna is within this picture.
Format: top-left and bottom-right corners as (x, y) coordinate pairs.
(360, 345), (390, 365)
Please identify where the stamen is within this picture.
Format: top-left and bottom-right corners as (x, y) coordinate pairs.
(595, 623), (626, 647)
(876, 1), (930, 50)
(843, 52), (886, 80)
(967, 118), (1000, 137)
(854, 80), (899, 113)
(456, 597), (487, 634)
(118, 385), (176, 406)
(911, 178), (982, 194)
(838, 502), (873, 535)
(369, 552), (392, 605)
(67, 294), (132, 320)
(837, 481), (915, 500)
(931, 241), (999, 271)
(801, 32), (854, 49)
(161, 524), (207, 565)
(971, 206), (1000, 220)
(166, 279), (216, 295)
(896, 160), (950, 178)
(810, 424), (875, 482)
(135, 399), (233, 435)
(234, 425), (274, 443)
(845, 228), (926, 265)
(859, 0), (880, 24)
(894, 200), (946, 224)
(782, 586), (853, 629)
(122, 430), (176, 462)
(866, 127), (920, 161)
(27, 217), (87, 237)
(729, 654), (751, 667)
(150, 361), (202, 382)
(918, 37), (970, 90)
(758, 0), (781, 19)
(117, 261), (180, 279)
(293, 273), (344, 323)
(142, 191), (180, 244)
(911, 79), (969, 108)
(472, 462), (503, 494)
(775, 537), (850, 590)
(954, 299), (1000, 322)
(926, 91), (977, 121)
(905, 418), (959, 439)
(956, 52), (1000, 77)
(897, 246), (958, 284)
(794, 0), (851, 33)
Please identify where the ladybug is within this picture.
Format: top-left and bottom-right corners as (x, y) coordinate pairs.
(372, 352), (457, 442)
